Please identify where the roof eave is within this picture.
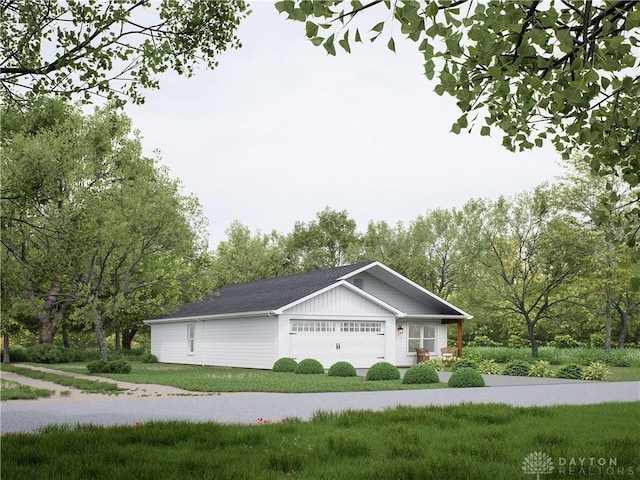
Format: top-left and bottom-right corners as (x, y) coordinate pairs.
(144, 310), (277, 325)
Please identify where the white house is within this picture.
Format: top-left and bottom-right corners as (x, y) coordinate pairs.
(144, 261), (472, 369)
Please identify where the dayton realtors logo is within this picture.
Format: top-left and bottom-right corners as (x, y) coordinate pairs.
(522, 452), (638, 478)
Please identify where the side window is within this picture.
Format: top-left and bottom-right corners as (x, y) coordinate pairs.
(408, 324), (436, 353)
(187, 323), (195, 353)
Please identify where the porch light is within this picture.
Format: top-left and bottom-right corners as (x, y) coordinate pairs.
(397, 326), (404, 335)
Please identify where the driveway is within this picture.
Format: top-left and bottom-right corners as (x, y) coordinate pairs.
(1, 367), (638, 434)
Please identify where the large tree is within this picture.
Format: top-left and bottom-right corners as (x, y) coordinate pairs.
(276, 0), (640, 260)
(0, 0), (248, 105)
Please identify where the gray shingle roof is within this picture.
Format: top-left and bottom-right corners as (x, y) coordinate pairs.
(155, 262), (374, 319)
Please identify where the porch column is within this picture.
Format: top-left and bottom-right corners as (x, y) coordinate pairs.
(441, 319), (464, 357)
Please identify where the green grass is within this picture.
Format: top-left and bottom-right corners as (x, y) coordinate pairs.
(0, 364), (123, 394)
(0, 379), (53, 401)
(2, 402), (638, 480)
(43, 362), (448, 393)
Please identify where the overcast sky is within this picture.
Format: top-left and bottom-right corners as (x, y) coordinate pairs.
(125, 2), (565, 248)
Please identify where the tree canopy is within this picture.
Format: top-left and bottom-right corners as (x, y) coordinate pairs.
(276, 0), (640, 258)
(0, 0), (248, 105)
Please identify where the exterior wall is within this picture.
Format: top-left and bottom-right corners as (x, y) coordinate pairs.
(394, 320), (448, 367)
(150, 315), (277, 369)
(348, 272), (427, 313)
(278, 286), (397, 368)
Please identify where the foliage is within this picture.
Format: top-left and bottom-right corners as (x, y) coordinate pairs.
(529, 361), (553, 378)
(294, 358), (324, 375)
(555, 364), (584, 380)
(365, 362), (400, 381)
(502, 360), (531, 377)
(276, 0), (640, 255)
(451, 359), (477, 371)
(87, 360), (132, 374)
(402, 364), (440, 384)
(2, 403), (638, 479)
(423, 358), (444, 371)
(22, 344), (66, 364)
(582, 362), (610, 381)
(139, 353), (158, 364)
(447, 367), (485, 388)
(476, 359), (502, 375)
(0, 1), (248, 106)
(327, 361), (357, 377)
(272, 357), (298, 373)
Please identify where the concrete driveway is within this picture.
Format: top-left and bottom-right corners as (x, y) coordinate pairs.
(2, 367), (638, 434)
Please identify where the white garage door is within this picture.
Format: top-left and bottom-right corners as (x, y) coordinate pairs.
(288, 320), (386, 368)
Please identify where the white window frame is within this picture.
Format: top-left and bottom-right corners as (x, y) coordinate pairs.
(187, 322), (195, 354)
(407, 323), (436, 354)
(290, 321), (336, 333)
(340, 321), (382, 333)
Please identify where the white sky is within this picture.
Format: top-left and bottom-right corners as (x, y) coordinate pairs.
(125, 2), (565, 248)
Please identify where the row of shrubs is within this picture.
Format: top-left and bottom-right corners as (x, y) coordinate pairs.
(425, 358), (610, 381)
(461, 347), (639, 367)
(272, 358), (485, 388)
(2, 344), (157, 364)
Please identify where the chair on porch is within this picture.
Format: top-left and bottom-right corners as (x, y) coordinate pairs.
(440, 346), (458, 359)
(415, 347), (429, 364)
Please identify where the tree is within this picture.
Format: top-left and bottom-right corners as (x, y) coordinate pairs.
(1, 98), (209, 358)
(290, 207), (359, 269)
(0, 0), (248, 105)
(461, 187), (594, 356)
(276, 0), (640, 257)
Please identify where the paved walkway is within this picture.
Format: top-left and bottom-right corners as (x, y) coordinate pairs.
(1, 365), (638, 434)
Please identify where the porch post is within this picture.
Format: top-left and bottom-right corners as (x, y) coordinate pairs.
(456, 320), (464, 357)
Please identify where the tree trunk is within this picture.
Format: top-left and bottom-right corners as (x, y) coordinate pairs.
(122, 328), (138, 350)
(604, 291), (612, 357)
(94, 314), (109, 361)
(526, 320), (538, 357)
(3, 332), (10, 363)
(62, 323), (70, 349)
(115, 331), (121, 350)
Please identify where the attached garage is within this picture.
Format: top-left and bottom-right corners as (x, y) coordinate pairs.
(145, 261), (472, 369)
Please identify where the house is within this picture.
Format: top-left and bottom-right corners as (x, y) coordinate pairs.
(144, 261), (472, 369)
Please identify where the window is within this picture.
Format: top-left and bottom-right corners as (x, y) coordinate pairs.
(187, 323), (195, 353)
(291, 321), (336, 332)
(340, 322), (382, 333)
(408, 324), (436, 353)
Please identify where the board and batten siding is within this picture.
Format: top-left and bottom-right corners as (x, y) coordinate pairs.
(348, 272), (427, 313)
(285, 285), (392, 316)
(150, 315), (277, 369)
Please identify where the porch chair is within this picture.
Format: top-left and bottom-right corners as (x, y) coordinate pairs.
(440, 346), (458, 359)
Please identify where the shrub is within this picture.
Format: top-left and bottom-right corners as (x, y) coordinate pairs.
(458, 348), (483, 363)
(140, 352), (158, 363)
(424, 359), (444, 371)
(272, 357), (298, 372)
(366, 362), (400, 381)
(294, 358), (324, 375)
(476, 359), (502, 375)
(451, 359), (477, 371)
(87, 359), (131, 374)
(502, 360), (531, 377)
(448, 368), (485, 388)
(328, 361), (357, 377)
(1, 346), (31, 362)
(27, 344), (68, 363)
(582, 362), (610, 381)
(402, 364), (440, 384)
(529, 360), (553, 378)
(556, 364), (584, 379)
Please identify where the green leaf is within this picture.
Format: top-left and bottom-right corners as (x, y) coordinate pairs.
(274, 1), (294, 14)
(323, 34), (336, 56)
(355, 29), (362, 43)
(371, 21), (384, 33)
(305, 21), (318, 38)
(310, 37), (324, 46)
(339, 32), (351, 53)
(387, 37), (396, 53)
(480, 125), (491, 136)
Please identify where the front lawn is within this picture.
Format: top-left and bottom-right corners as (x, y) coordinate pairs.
(0, 379), (53, 401)
(2, 402), (638, 480)
(37, 362), (447, 393)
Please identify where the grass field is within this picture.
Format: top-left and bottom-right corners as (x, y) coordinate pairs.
(0, 364), (123, 394)
(2, 402), (638, 480)
(0, 379), (53, 401)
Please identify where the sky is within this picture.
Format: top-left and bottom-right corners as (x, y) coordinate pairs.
(125, 2), (565, 248)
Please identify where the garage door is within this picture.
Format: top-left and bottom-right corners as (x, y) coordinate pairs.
(288, 320), (386, 368)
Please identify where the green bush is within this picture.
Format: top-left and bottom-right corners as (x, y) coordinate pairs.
(582, 362), (610, 381)
(424, 359), (444, 371)
(529, 360), (553, 378)
(476, 359), (501, 375)
(366, 362), (400, 381)
(1, 346), (31, 362)
(502, 360), (531, 377)
(272, 357), (298, 372)
(452, 359), (477, 371)
(27, 344), (68, 363)
(556, 364), (584, 379)
(402, 364), (439, 384)
(294, 358), (324, 375)
(87, 359), (132, 374)
(140, 352), (158, 363)
(448, 368), (485, 388)
(327, 361), (357, 377)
